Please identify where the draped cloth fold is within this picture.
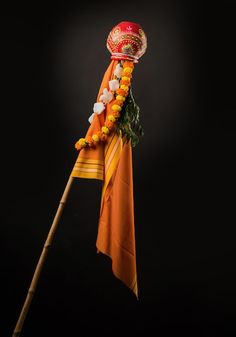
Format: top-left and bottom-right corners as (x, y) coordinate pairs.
(71, 60), (138, 298)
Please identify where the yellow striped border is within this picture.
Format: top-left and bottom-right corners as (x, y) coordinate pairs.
(71, 158), (104, 180)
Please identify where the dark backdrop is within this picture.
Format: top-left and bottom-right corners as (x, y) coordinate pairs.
(1, 0), (236, 336)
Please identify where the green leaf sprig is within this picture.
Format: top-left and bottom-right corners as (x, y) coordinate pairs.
(116, 86), (144, 147)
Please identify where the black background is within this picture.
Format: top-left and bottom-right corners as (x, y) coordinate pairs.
(1, 0), (236, 336)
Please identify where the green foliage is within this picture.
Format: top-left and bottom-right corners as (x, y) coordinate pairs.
(117, 87), (144, 147)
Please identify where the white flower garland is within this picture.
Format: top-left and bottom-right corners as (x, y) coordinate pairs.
(88, 63), (123, 124)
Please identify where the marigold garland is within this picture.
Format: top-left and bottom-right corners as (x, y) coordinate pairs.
(75, 60), (134, 151)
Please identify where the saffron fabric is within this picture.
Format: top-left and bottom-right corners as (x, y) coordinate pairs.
(71, 60), (138, 297)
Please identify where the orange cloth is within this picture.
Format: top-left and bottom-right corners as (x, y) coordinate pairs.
(71, 60), (138, 298)
(97, 141), (138, 297)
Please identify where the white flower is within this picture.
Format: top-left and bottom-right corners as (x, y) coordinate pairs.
(114, 63), (123, 79)
(88, 102), (105, 124)
(109, 79), (120, 91)
(93, 102), (105, 114)
(99, 88), (113, 104)
(88, 113), (95, 124)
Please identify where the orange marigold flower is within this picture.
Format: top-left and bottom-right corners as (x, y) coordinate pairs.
(120, 79), (130, 86)
(105, 120), (115, 130)
(85, 135), (92, 143)
(121, 71), (132, 78)
(75, 142), (82, 150)
(75, 137), (87, 150)
(85, 135), (94, 147)
(97, 131), (103, 139)
(116, 88), (128, 97)
(123, 61), (134, 68)
(99, 132), (108, 141)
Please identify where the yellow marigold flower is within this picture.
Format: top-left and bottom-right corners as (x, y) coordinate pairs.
(116, 95), (125, 101)
(113, 99), (123, 106)
(78, 138), (86, 146)
(92, 134), (99, 142)
(121, 76), (131, 82)
(120, 84), (129, 91)
(112, 111), (120, 118)
(108, 115), (116, 122)
(102, 126), (110, 134)
(112, 104), (122, 112)
(123, 67), (133, 73)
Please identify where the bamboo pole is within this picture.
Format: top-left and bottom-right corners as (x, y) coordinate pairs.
(12, 175), (74, 337)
